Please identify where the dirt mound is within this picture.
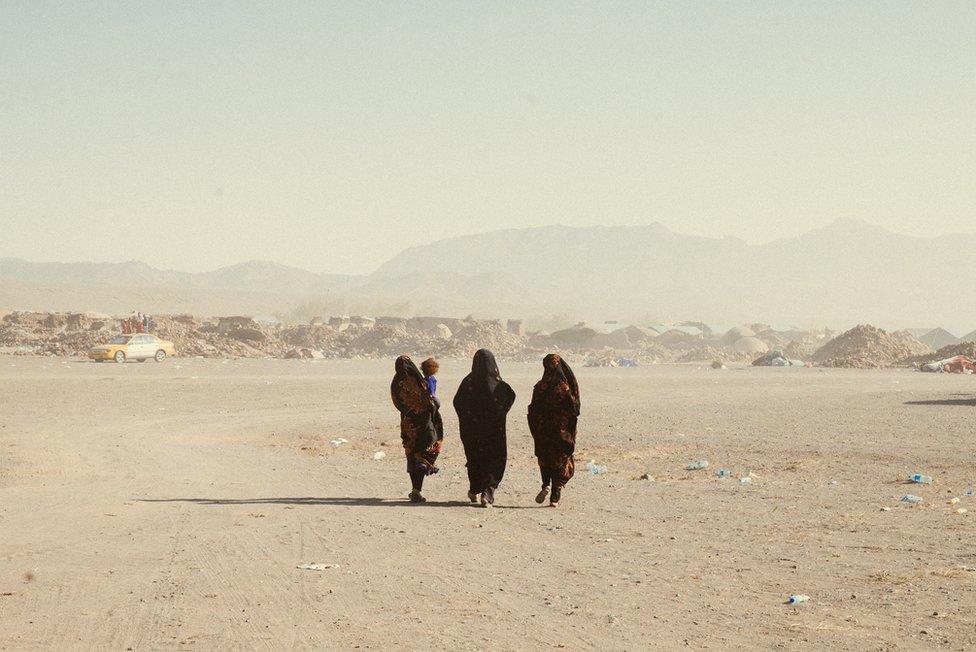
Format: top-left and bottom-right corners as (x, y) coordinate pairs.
(811, 324), (930, 368)
(782, 340), (815, 360)
(674, 345), (737, 363)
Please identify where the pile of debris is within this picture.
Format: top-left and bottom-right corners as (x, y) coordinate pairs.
(811, 324), (931, 368)
(0, 311), (532, 360)
(0, 311), (116, 356)
(584, 355), (639, 368)
(918, 355), (976, 374)
(752, 350), (805, 367)
(4, 311), (943, 370)
(900, 341), (976, 367)
(781, 339), (818, 360)
(674, 345), (738, 364)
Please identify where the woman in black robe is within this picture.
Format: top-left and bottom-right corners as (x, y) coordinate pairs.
(453, 349), (516, 508)
(391, 355), (444, 503)
(527, 354), (580, 507)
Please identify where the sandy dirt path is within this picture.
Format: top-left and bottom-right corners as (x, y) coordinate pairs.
(1, 356), (974, 650)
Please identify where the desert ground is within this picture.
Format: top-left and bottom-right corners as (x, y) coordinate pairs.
(1, 356), (974, 650)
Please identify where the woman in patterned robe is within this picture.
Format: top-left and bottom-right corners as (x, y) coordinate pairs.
(527, 354), (580, 507)
(391, 355), (443, 503)
(453, 349), (516, 508)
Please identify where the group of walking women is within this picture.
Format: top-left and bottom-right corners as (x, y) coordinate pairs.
(390, 349), (580, 508)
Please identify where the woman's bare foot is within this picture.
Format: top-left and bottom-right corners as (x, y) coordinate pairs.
(467, 491), (478, 503)
(535, 486), (550, 504)
(549, 501), (559, 508)
(408, 490), (425, 503)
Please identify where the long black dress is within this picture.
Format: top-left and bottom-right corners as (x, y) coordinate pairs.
(452, 349), (516, 505)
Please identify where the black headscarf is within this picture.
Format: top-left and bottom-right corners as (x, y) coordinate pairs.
(453, 349), (516, 426)
(471, 349), (502, 393)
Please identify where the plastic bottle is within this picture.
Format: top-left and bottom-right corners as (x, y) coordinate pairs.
(686, 460), (709, 471)
(900, 494), (923, 504)
(716, 469), (732, 478)
(787, 594), (810, 605)
(739, 476), (752, 485)
(909, 473), (933, 484)
(587, 460), (608, 475)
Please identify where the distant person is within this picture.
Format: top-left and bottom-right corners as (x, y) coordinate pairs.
(421, 357), (440, 407)
(453, 349), (516, 508)
(527, 354), (580, 508)
(121, 318), (132, 334)
(142, 314), (150, 331)
(391, 355), (443, 503)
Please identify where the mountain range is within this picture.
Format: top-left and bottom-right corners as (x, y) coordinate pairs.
(2, 219), (974, 331)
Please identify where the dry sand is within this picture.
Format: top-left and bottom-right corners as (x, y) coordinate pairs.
(1, 357), (974, 650)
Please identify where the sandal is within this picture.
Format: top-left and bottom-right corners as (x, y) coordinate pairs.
(535, 486), (550, 504)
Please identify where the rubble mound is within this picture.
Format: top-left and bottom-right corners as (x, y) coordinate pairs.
(5, 311), (933, 367)
(812, 324), (931, 368)
(634, 342), (677, 363)
(0, 311), (533, 360)
(782, 340), (815, 360)
(731, 336), (769, 356)
(674, 346), (733, 363)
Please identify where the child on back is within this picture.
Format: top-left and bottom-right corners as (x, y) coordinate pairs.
(416, 357), (442, 476)
(421, 357), (440, 407)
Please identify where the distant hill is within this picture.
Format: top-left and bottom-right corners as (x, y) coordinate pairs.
(192, 261), (355, 294)
(917, 328), (960, 350)
(0, 258), (354, 293)
(2, 220), (975, 330)
(369, 219), (976, 330)
(0, 258), (358, 317)
(0, 258), (192, 288)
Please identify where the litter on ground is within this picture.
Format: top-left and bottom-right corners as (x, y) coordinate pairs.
(296, 563), (340, 571)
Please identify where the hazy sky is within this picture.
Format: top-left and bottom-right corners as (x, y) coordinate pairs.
(1, 1), (973, 274)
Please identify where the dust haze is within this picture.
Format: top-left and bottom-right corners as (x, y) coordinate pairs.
(2, 4), (975, 651)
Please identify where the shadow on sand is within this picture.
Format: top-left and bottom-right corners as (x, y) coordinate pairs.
(904, 397), (976, 407)
(137, 496), (536, 509)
